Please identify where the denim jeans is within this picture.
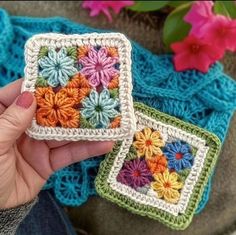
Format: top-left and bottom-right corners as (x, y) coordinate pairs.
(16, 190), (77, 235)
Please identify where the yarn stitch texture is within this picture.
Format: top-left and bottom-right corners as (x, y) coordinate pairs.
(95, 102), (221, 229)
(0, 9), (235, 212)
(23, 33), (136, 141)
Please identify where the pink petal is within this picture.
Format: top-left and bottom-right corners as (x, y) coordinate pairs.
(171, 41), (189, 53)
(89, 73), (100, 87)
(105, 1), (134, 14)
(184, 1), (214, 23)
(194, 52), (214, 73)
(173, 52), (194, 72)
(82, 1), (112, 22)
(184, 1), (215, 37)
(102, 8), (113, 22)
(203, 44), (224, 61)
(203, 16), (236, 52)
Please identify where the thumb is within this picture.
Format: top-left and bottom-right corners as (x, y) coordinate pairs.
(0, 91), (36, 155)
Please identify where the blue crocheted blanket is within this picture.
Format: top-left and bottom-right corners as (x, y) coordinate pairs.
(0, 8), (235, 213)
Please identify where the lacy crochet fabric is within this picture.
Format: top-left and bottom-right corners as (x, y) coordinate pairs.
(0, 9), (235, 213)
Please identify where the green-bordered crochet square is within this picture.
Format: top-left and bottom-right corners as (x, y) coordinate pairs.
(95, 102), (221, 230)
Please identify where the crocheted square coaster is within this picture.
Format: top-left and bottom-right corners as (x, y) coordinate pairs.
(95, 102), (221, 230)
(22, 33), (136, 141)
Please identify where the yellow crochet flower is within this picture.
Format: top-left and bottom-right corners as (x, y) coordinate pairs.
(133, 127), (165, 159)
(151, 170), (183, 204)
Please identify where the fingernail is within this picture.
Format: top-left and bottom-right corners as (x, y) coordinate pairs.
(16, 91), (34, 109)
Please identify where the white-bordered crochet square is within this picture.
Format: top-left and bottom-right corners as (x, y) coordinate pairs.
(107, 111), (209, 216)
(22, 33), (136, 141)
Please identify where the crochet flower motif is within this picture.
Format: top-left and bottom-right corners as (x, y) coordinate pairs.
(79, 47), (119, 88)
(163, 141), (194, 172)
(151, 170), (183, 203)
(146, 155), (168, 174)
(81, 89), (119, 128)
(133, 127), (165, 159)
(66, 73), (92, 103)
(35, 87), (79, 128)
(117, 158), (152, 189)
(38, 47), (77, 87)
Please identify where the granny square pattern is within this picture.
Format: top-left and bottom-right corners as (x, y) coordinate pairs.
(95, 102), (221, 229)
(22, 33), (136, 141)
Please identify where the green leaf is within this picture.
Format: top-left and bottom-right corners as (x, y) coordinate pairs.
(128, 1), (169, 12)
(38, 46), (49, 59)
(109, 88), (119, 99)
(163, 2), (192, 50)
(80, 116), (95, 129)
(214, 1), (236, 19)
(168, 1), (191, 8)
(35, 77), (48, 87)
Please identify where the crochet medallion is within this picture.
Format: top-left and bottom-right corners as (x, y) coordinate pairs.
(22, 33), (136, 141)
(95, 102), (221, 229)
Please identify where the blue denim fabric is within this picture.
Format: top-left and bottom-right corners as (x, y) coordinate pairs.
(16, 191), (77, 235)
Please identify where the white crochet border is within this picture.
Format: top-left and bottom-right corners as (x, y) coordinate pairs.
(22, 33), (136, 141)
(107, 111), (209, 216)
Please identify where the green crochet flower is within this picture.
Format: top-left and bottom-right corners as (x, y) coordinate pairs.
(81, 89), (120, 128)
(38, 47), (77, 87)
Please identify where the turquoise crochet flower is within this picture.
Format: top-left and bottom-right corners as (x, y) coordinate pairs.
(38, 47), (77, 87)
(81, 89), (119, 128)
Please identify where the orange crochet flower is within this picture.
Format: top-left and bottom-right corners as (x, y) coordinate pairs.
(77, 45), (90, 59)
(66, 73), (91, 103)
(107, 47), (119, 57)
(108, 75), (119, 89)
(57, 108), (80, 128)
(59, 88), (79, 104)
(109, 116), (121, 128)
(146, 155), (167, 174)
(35, 87), (79, 128)
(35, 87), (54, 107)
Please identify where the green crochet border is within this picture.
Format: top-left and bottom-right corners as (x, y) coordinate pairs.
(95, 102), (221, 230)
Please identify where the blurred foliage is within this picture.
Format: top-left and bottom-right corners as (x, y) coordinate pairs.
(163, 3), (192, 50)
(127, 0), (236, 51)
(214, 1), (236, 18)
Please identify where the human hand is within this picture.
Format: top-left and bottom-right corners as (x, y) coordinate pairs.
(0, 79), (113, 209)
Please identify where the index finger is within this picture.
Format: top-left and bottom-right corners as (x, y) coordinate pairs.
(0, 79), (23, 107)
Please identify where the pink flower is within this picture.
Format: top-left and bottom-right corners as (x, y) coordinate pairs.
(82, 1), (134, 22)
(184, 1), (215, 37)
(204, 16), (236, 51)
(79, 47), (119, 87)
(184, 1), (236, 52)
(171, 35), (224, 73)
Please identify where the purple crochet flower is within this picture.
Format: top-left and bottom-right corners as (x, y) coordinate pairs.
(79, 47), (119, 87)
(117, 158), (152, 189)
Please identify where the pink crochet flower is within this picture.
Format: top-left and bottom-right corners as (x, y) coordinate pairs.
(79, 47), (119, 87)
(82, 1), (134, 22)
(184, 1), (215, 37)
